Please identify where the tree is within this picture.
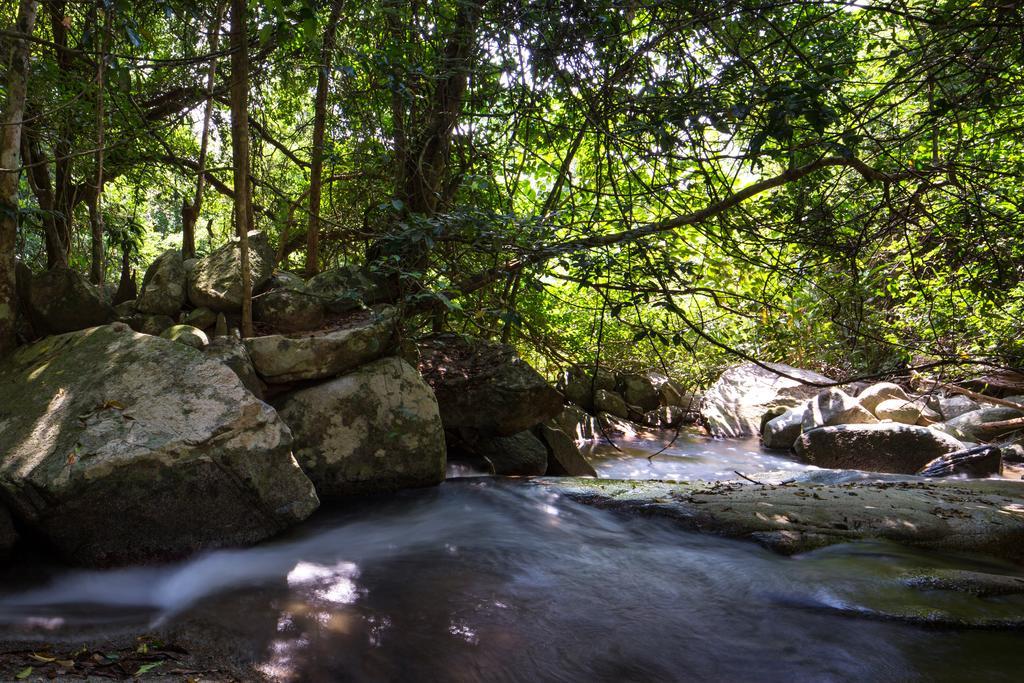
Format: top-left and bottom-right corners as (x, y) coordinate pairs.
(0, 0), (40, 356)
(229, 0), (253, 337)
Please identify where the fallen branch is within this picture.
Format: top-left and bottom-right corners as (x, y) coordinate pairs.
(917, 377), (1024, 411)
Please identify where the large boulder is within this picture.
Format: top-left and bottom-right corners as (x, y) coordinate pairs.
(593, 388), (630, 419)
(795, 423), (965, 474)
(762, 405), (806, 450)
(559, 365), (616, 413)
(418, 334), (563, 436)
(938, 395), (980, 421)
(274, 357), (445, 497)
(803, 387), (878, 430)
(136, 249), (187, 315)
(538, 423), (597, 477)
(187, 231), (275, 311)
(245, 306), (396, 384)
(27, 268), (117, 335)
(856, 382), (909, 413)
(253, 287), (325, 333)
(936, 406), (1024, 442)
(875, 398), (921, 425)
(203, 336), (266, 399)
(550, 405), (599, 444)
(469, 431), (548, 476)
(701, 362), (832, 438)
(617, 373), (661, 413)
(182, 307), (218, 330)
(305, 265), (389, 313)
(0, 324), (319, 566)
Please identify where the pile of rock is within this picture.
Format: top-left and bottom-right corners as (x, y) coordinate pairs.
(556, 364), (700, 437)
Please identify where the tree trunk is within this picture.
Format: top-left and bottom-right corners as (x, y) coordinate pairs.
(183, 2), (225, 259)
(229, 0), (253, 337)
(0, 0), (40, 356)
(305, 1), (343, 277)
(89, 4), (111, 284)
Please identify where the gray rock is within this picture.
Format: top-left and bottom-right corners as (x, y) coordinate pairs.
(701, 362), (832, 438)
(161, 324), (209, 349)
(136, 249), (187, 315)
(534, 477), (1024, 562)
(762, 405), (806, 450)
(253, 287), (325, 333)
(27, 268), (117, 334)
(214, 312), (228, 337)
(255, 271), (305, 295)
(875, 398), (922, 425)
(538, 423), (597, 477)
(559, 365), (616, 412)
(418, 334), (563, 436)
(203, 336), (266, 399)
(245, 306), (396, 384)
(803, 387), (878, 430)
(596, 412), (644, 437)
(125, 313), (175, 336)
(187, 231), (275, 311)
(594, 388), (630, 419)
(936, 406), (1024, 441)
(938, 395), (981, 421)
(471, 431), (548, 476)
(641, 405), (689, 429)
(617, 373), (661, 413)
(183, 307), (218, 330)
(796, 423), (965, 474)
(0, 324), (319, 566)
(114, 299), (137, 317)
(275, 357), (446, 498)
(857, 382), (909, 413)
(305, 265), (387, 313)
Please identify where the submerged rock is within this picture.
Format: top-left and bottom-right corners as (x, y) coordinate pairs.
(245, 307), (396, 384)
(0, 324), (319, 566)
(795, 423), (964, 474)
(418, 334), (563, 436)
(136, 249), (187, 316)
(188, 231), (275, 311)
(27, 268), (117, 334)
(534, 478), (1024, 562)
(275, 357), (445, 497)
(701, 362), (832, 438)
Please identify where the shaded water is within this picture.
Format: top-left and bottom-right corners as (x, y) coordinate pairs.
(2, 435), (1024, 681)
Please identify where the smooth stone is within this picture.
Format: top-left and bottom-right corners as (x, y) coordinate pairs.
(875, 398), (922, 425)
(594, 388), (630, 419)
(938, 395), (981, 421)
(795, 423), (964, 474)
(136, 249), (187, 316)
(187, 231), (275, 311)
(762, 405), (806, 450)
(183, 307), (218, 330)
(802, 387), (878, 430)
(857, 382), (909, 413)
(469, 431), (548, 476)
(161, 324), (209, 349)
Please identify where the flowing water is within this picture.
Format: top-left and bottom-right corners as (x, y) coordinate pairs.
(2, 432), (1024, 681)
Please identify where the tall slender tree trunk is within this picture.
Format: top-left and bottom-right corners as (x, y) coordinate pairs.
(89, 4), (112, 284)
(229, 0), (253, 337)
(305, 0), (343, 277)
(0, 0), (40, 356)
(183, 2), (225, 259)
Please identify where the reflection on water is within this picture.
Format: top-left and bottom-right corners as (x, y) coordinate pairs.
(2, 481), (1024, 681)
(585, 427), (819, 481)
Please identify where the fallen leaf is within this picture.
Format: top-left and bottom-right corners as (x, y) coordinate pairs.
(15, 667), (32, 680)
(30, 653), (56, 663)
(135, 661), (164, 675)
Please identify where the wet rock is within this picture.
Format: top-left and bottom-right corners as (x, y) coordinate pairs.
(701, 362), (832, 438)
(418, 334), (563, 436)
(917, 445), (1002, 478)
(136, 249), (188, 316)
(874, 398), (921, 425)
(550, 405), (599, 444)
(795, 423), (964, 474)
(641, 405), (689, 429)
(203, 336), (266, 399)
(857, 382), (909, 413)
(27, 268), (117, 334)
(902, 569), (1024, 598)
(161, 324), (209, 349)
(534, 477), (1024, 562)
(0, 324), (319, 566)
(187, 231), (275, 311)
(182, 307), (218, 330)
(538, 423), (597, 477)
(253, 287), (325, 333)
(245, 306), (396, 384)
(594, 388), (630, 419)
(275, 357), (445, 497)
(938, 395), (980, 421)
(762, 405), (806, 450)
(469, 431), (548, 476)
(125, 313), (175, 336)
(596, 412), (644, 438)
(617, 373), (661, 413)
(802, 387), (878, 430)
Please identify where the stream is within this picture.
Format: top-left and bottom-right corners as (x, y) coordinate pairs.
(3, 430), (1024, 681)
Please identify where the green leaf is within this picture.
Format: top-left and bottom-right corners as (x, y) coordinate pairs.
(135, 661), (164, 676)
(15, 667), (32, 680)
